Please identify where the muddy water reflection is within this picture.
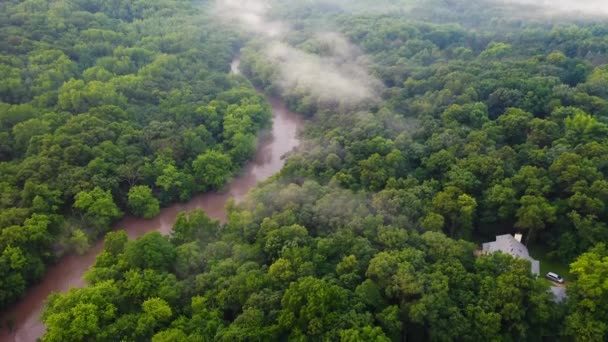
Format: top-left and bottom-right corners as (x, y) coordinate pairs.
(0, 58), (302, 341)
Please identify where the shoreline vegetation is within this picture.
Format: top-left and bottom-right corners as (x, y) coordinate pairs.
(0, 0), (271, 311)
(1, 0), (608, 341)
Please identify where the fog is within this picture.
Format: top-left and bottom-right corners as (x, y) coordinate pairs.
(213, 0), (383, 108)
(212, 0), (608, 110)
(496, 0), (608, 16)
(212, 0), (287, 37)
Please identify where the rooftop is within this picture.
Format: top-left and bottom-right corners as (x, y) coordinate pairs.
(482, 234), (540, 275)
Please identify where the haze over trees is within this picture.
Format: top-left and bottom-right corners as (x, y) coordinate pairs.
(2, 0), (608, 341)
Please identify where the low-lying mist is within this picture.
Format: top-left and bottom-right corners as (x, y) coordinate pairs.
(213, 0), (384, 109)
(494, 0), (608, 16)
(212, 0), (608, 112)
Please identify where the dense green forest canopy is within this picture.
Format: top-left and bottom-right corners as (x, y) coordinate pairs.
(0, 0), (271, 309)
(242, 0), (608, 259)
(2, 0), (608, 341)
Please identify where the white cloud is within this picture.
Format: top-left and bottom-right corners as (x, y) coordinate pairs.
(213, 0), (383, 108)
(499, 0), (608, 16)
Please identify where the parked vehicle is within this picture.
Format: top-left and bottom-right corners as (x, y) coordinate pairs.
(546, 272), (564, 284)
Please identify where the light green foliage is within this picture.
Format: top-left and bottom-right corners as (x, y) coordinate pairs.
(42, 177), (559, 341)
(42, 281), (120, 342)
(420, 213), (445, 231)
(479, 42), (513, 60)
(74, 187), (122, 230)
(565, 244), (608, 341)
(515, 195), (556, 245)
(340, 326), (391, 341)
(564, 111), (608, 145)
(279, 277), (349, 338)
(22, 0), (608, 340)
(192, 150), (234, 191)
(142, 298), (172, 321)
(70, 229), (90, 255)
(152, 329), (189, 342)
(104, 231), (129, 256)
(127, 185), (160, 219)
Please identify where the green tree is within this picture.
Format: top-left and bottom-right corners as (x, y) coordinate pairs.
(70, 229), (90, 255)
(228, 132), (257, 165)
(278, 277), (349, 339)
(565, 244), (608, 342)
(515, 195), (556, 245)
(497, 108), (534, 144)
(152, 329), (189, 342)
(192, 150), (233, 191)
(155, 163), (195, 203)
(340, 326), (391, 342)
(124, 232), (176, 271)
(431, 186), (477, 238)
(127, 185), (160, 219)
(42, 281), (120, 342)
(73, 187), (122, 231)
(170, 210), (219, 245)
(12, 118), (51, 154)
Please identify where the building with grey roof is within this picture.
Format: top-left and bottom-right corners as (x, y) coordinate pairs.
(481, 234), (540, 275)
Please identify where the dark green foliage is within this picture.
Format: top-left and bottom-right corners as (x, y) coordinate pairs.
(0, 0), (271, 308)
(7, 0), (608, 340)
(42, 184), (560, 341)
(124, 233), (176, 271)
(240, 0), (608, 261)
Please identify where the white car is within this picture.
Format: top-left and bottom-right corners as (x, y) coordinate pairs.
(545, 272), (564, 284)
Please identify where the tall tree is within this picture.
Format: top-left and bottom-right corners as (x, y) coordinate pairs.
(127, 185), (160, 219)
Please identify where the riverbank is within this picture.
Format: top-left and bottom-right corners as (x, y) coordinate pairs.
(0, 58), (303, 342)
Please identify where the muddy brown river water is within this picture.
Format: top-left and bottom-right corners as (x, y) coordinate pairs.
(0, 58), (303, 341)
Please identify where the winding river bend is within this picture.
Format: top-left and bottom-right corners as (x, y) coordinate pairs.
(0, 58), (303, 342)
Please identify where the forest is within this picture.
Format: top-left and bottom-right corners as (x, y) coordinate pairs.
(0, 0), (271, 310)
(2, 0), (608, 341)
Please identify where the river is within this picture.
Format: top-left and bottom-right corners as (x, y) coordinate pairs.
(0, 57), (303, 342)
